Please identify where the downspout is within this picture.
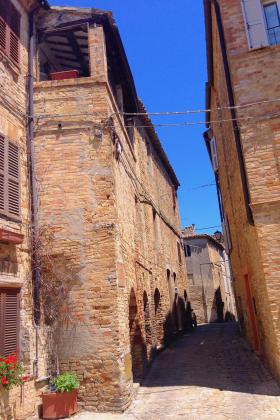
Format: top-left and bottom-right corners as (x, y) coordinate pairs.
(212, 0), (254, 225)
(28, 8), (40, 379)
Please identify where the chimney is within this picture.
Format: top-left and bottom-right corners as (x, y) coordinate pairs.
(182, 224), (196, 237)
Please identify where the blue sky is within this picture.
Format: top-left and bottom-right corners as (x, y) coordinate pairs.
(50, 0), (220, 233)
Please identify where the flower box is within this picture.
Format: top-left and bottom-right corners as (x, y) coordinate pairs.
(50, 70), (79, 81)
(41, 389), (78, 419)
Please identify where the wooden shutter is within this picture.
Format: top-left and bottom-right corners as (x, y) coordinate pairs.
(7, 141), (20, 218)
(0, 135), (20, 220)
(210, 137), (219, 172)
(172, 186), (177, 209)
(0, 288), (19, 356)
(0, 0), (20, 66)
(222, 216), (232, 254)
(241, 0), (269, 49)
(177, 242), (182, 264)
(0, 135), (5, 213)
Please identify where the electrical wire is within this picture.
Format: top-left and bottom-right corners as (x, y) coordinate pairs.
(32, 110), (280, 129)
(121, 96), (280, 116)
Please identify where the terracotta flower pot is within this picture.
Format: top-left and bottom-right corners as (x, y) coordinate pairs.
(41, 389), (78, 419)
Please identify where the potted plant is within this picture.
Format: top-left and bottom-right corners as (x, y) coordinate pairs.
(41, 372), (79, 419)
(0, 352), (29, 390)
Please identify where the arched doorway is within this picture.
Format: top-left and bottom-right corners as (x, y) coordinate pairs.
(129, 288), (144, 382)
(154, 288), (163, 346)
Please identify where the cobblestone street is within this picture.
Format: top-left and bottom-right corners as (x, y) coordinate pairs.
(73, 323), (280, 420)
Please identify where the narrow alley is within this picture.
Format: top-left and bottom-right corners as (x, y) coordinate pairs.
(74, 323), (280, 420)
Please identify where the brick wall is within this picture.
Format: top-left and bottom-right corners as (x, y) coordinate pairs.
(207, 0), (280, 381)
(32, 18), (188, 412)
(0, 1), (50, 419)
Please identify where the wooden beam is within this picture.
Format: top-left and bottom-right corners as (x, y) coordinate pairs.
(51, 47), (88, 57)
(54, 55), (79, 63)
(66, 32), (89, 75)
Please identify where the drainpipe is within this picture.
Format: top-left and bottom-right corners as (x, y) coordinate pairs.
(28, 9), (41, 378)
(212, 0), (254, 225)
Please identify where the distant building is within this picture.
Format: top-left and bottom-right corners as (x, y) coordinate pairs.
(204, 0), (280, 381)
(182, 226), (236, 324)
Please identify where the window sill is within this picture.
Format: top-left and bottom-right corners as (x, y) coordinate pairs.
(249, 43), (280, 52)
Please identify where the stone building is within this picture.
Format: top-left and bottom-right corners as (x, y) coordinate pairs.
(0, 2), (188, 418)
(182, 226), (235, 324)
(204, 0), (280, 382)
(0, 1), (51, 419)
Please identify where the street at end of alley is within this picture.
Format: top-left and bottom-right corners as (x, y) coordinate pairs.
(72, 323), (280, 420)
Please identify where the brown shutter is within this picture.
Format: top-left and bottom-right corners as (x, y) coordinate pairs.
(0, 135), (5, 213)
(7, 141), (20, 218)
(9, 31), (19, 64)
(0, 16), (6, 52)
(0, 0), (20, 66)
(0, 292), (4, 355)
(0, 135), (20, 220)
(0, 288), (19, 356)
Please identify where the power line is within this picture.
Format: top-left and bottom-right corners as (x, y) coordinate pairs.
(195, 225), (221, 231)
(191, 182), (216, 190)
(121, 97), (280, 116)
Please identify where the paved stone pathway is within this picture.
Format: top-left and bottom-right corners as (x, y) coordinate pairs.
(73, 323), (280, 420)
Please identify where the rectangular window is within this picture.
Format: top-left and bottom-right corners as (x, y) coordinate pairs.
(0, 134), (20, 220)
(177, 242), (182, 264)
(263, 2), (280, 45)
(241, 0), (269, 49)
(0, 288), (20, 356)
(210, 137), (219, 172)
(0, 0), (20, 66)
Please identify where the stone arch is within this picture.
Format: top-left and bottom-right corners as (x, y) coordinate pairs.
(129, 288), (144, 381)
(166, 269), (173, 308)
(143, 291), (152, 346)
(154, 288), (163, 346)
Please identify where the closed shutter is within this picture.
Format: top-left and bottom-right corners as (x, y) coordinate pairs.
(7, 141), (20, 218)
(0, 135), (5, 213)
(222, 216), (232, 254)
(210, 137), (219, 172)
(241, 0), (269, 49)
(0, 288), (20, 356)
(0, 135), (20, 220)
(0, 0), (20, 65)
(0, 16), (6, 51)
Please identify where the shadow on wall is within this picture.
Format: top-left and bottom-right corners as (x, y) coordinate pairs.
(210, 287), (236, 323)
(128, 288), (193, 384)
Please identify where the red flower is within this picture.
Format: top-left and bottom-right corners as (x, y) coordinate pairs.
(1, 377), (7, 385)
(21, 376), (29, 382)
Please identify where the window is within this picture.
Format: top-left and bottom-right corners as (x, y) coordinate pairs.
(172, 186), (177, 210)
(263, 2), (280, 45)
(177, 242), (182, 264)
(222, 216), (232, 254)
(0, 135), (20, 220)
(241, 0), (269, 49)
(0, 288), (20, 356)
(210, 137), (219, 172)
(125, 117), (135, 145)
(186, 245), (191, 257)
(0, 0), (20, 66)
